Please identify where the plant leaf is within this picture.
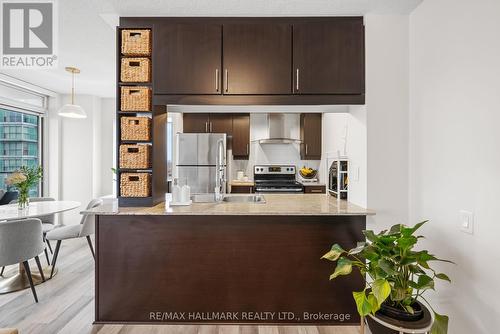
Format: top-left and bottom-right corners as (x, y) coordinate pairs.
(352, 290), (372, 316)
(378, 235), (398, 245)
(431, 312), (449, 334)
(404, 305), (414, 314)
(408, 264), (425, 274)
(363, 230), (378, 242)
(329, 257), (352, 280)
(322, 244), (346, 261)
(378, 259), (397, 275)
(372, 279), (391, 305)
(348, 242), (366, 255)
(401, 220), (428, 237)
(388, 224), (402, 235)
(367, 294), (380, 315)
(400, 255), (417, 265)
(396, 236), (418, 250)
(435, 273), (451, 283)
(361, 246), (380, 262)
(417, 274), (435, 290)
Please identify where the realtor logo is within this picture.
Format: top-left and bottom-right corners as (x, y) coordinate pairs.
(1, 0), (58, 68)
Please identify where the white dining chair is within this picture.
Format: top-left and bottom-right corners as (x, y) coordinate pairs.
(0, 218), (46, 303)
(10, 197), (56, 265)
(46, 199), (103, 278)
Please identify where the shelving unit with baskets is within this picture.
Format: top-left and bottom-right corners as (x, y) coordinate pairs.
(326, 156), (349, 200)
(117, 27), (168, 207)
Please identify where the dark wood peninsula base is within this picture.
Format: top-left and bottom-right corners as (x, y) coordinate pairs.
(95, 214), (366, 325)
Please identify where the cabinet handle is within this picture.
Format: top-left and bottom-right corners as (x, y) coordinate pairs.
(205, 122), (208, 133)
(310, 189), (323, 193)
(296, 68), (299, 91)
(305, 144), (308, 155)
(210, 122), (213, 132)
(246, 143), (249, 155)
(225, 69), (228, 93)
(215, 69), (219, 92)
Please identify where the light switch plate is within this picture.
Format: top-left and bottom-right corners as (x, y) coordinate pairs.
(459, 210), (474, 234)
(351, 165), (360, 182)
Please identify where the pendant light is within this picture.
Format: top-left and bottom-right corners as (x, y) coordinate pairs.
(58, 66), (87, 119)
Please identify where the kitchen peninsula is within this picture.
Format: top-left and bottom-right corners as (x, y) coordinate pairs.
(109, 14), (371, 327)
(90, 195), (374, 325)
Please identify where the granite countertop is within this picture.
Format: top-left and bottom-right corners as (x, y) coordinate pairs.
(85, 194), (375, 216)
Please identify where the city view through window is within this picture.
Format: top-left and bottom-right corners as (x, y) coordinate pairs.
(0, 108), (41, 196)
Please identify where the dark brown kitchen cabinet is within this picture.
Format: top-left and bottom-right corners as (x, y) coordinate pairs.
(293, 18), (365, 94)
(209, 114), (233, 134)
(183, 113), (232, 134)
(154, 23), (222, 94)
(304, 185), (326, 194)
(300, 113), (322, 160)
(222, 23), (292, 95)
(183, 113), (210, 133)
(230, 185), (254, 194)
(232, 114), (250, 159)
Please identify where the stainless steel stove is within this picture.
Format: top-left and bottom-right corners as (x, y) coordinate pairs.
(253, 165), (304, 193)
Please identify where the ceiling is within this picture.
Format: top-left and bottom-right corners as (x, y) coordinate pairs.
(0, 0), (423, 98)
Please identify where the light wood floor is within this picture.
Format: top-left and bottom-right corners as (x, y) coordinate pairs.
(0, 238), (363, 334)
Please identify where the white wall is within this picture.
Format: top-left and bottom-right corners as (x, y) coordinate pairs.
(100, 98), (116, 196)
(365, 14), (410, 229)
(409, 0), (500, 333)
(59, 95), (100, 222)
(46, 94), (115, 222)
(321, 106), (367, 207)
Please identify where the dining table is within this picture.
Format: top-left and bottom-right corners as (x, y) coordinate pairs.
(0, 200), (81, 294)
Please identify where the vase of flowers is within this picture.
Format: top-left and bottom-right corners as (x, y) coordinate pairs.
(5, 166), (43, 210)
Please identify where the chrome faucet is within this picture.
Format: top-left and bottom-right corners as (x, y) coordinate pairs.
(215, 138), (226, 202)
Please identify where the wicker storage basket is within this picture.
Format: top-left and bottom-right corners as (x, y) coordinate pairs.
(120, 173), (151, 197)
(119, 144), (152, 169)
(121, 58), (151, 82)
(121, 29), (151, 56)
(120, 86), (151, 111)
(121, 116), (151, 141)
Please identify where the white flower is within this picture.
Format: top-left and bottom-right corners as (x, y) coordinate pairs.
(6, 172), (27, 186)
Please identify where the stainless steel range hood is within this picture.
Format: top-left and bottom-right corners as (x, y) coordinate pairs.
(255, 113), (301, 144)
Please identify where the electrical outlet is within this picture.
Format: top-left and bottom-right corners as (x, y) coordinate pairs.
(459, 210), (474, 234)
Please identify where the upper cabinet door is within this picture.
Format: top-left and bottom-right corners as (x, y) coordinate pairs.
(154, 23), (222, 94)
(223, 23), (292, 95)
(232, 114), (250, 158)
(183, 113), (210, 133)
(293, 19), (365, 94)
(209, 114), (233, 135)
(300, 113), (322, 160)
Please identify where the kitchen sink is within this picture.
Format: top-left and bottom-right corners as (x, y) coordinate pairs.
(191, 194), (216, 203)
(222, 195), (266, 203)
(191, 194), (266, 203)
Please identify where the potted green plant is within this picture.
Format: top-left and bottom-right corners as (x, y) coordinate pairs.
(5, 165), (43, 210)
(322, 221), (452, 334)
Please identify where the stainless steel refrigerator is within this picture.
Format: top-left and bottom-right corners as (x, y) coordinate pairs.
(175, 133), (227, 194)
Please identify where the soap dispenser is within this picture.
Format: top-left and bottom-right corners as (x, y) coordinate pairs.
(172, 178), (181, 203)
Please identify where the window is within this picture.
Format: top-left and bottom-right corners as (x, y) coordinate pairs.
(0, 108), (42, 196)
